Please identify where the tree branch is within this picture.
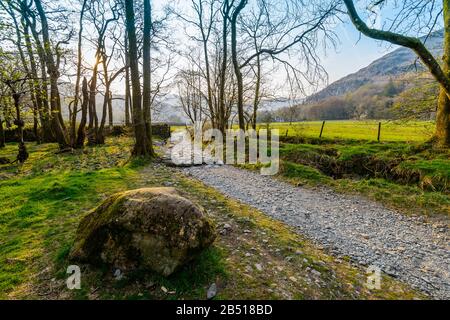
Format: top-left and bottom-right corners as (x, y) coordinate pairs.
(343, 0), (450, 97)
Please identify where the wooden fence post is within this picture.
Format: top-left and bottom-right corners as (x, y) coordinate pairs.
(319, 121), (325, 138)
(377, 122), (381, 142)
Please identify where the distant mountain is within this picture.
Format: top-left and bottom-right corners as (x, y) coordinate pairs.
(259, 98), (304, 111)
(307, 30), (444, 102)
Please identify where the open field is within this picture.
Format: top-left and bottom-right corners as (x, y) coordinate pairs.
(263, 121), (435, 142)
(173, 120), (435, 142)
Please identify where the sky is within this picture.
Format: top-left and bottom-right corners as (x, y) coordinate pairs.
(322, 22), (396, 84)
(102, 0), (440, 96)
(151, 0), (399, 95)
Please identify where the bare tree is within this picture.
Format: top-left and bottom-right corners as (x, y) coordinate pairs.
(75, 77), (89, 148)
(177, 67), (207, 125)
(230, 0), (336, 131)
(85, 0), (121, 145)
(3, 3), (41, 142)
(0, 52), (30, 162)
(171, 0), (220, 127)
(31, 0), (70, 148)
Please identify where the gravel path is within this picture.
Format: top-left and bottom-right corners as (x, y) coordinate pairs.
(182, 165), (450, 299)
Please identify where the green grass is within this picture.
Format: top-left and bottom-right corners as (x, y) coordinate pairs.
(173, 120), (435, 142)
(281, 161), (331, 184)
(0, 139), (140, 297)
(262, 120), (435, 142)
(272, 136), (450, 216)
(0, 138), (229, 299)
(0, 136), (425, 300)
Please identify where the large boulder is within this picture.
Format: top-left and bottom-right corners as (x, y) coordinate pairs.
(70, 188), (216, 276)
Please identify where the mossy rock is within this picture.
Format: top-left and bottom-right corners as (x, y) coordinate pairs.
(70, 188), (216, 276)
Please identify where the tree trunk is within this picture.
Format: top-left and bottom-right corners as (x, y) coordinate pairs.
(125, 0), (151, 157)
(125, 68), (131, 126)
(76, 78), (89, 148)
(252, 53), (261, 130)
(87, 54), (101, 145)
(32, 99), (40, 144)
(142, 0), (155, 155)
(108, 91), (113, 129)
(436, 2), (450, 146)
(12, 93), (28, 163)
(231, 0), (247, 131)
(71, 0), (89, 147)
(22, 19), (54, 142)
(34, 0), (69, 148)
(202, 36), (215, 129)
(0, 116), (4, 148)
(218, 1), (230, 135)
(124, 32), (132, 127)
(8, 5), (40, 145)
(98, 84), (110, 145)
(98, 56), (111, 145)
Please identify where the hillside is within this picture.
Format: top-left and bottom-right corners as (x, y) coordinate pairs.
(307, 31), (444, 103)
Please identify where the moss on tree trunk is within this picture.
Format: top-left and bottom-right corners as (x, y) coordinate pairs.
(435, 1), (450, 147)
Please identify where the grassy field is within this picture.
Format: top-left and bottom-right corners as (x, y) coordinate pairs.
(173, 120), (435, 142)
(0, 137), (424, 299)
(263, 121), (435, 142)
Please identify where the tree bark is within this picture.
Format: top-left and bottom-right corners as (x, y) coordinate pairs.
(76, 78), (89, 148)
(142, 0), (155, 155)
(97, 88), (109, 145)
(71, 0), (89, 147)
(8, 6), (41, 144)
(12, 92), (28, 163)
(124, 34), (131, 127)
(125, 69), (131, 126)
(20, 10), (54, 142)
(98, 56), (111, 145)
(125, 0), (151, 156)
(87, 53), (101, 145)
(33, 0), (69, 148)
(218, 1), (231, 134)
(231, 0), (248, 131)
(13, 93), (23, 144)
(0, 116), (4, 148)
(436, 1), (450, 146)
(252, 52), (261, 130)
(108, 91), (113, 129)
(197, 1), (215, 129)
